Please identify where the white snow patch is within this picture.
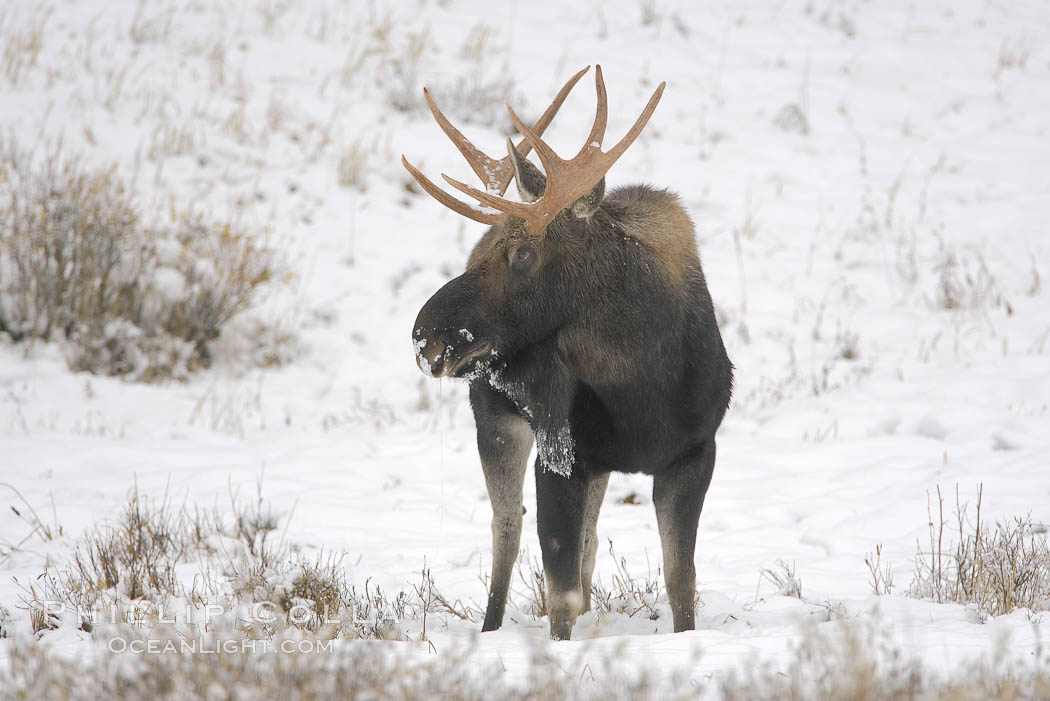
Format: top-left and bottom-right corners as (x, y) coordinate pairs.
(916, 415), (950, 441)
(0, 0), (1048, 689)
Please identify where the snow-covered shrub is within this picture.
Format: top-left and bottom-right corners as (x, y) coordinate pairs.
(721, 618), (1050, 700)
(152, 216), (276, 370)
(0, 632), (669, 701)
(0, 142), (142, 344)
(58, 486), (199, 613)
(3, 615), (1048, 700)
(0, 140), (281, 381)
(18, 484), (451, 643)
(279, 556), (347, 630)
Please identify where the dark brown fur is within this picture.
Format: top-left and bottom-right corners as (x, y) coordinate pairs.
(413, 169), (732, 640)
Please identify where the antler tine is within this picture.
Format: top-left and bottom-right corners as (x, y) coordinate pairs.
(602, 79), (666, 163)
(421, 66), (590, 196)
(423, 88), (506, 192)
(402, 156), (503, 225)
(442, 172), (534, 222)
(506, 66), (610, 169)
(402, 67), (591, 226)
(505, 102), (562, 178)
(524, 65), (590, 162)
(583, 64), (608, 155)
(449, 65), (667, 234)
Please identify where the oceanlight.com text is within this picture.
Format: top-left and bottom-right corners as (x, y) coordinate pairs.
(106, 637), (334, 655)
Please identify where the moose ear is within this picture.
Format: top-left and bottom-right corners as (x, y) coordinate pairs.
(506, 139), (547, 203)
(569, 177), (604, 219)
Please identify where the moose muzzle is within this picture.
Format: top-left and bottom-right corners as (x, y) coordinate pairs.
(412, 272), (493, 378)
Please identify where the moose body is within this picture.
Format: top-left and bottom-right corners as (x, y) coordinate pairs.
(405, 67), (732, 640)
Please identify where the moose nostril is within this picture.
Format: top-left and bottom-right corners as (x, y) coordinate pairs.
(414, 336), (448, 377)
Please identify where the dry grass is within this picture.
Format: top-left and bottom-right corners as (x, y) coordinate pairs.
(865, 544), (895, 596)
(0, 6), (52, 86)
(933, 247), (1010, 314)
(994, 37), (1032, 79)
(513, 551), (549, 619)
(4, 484), (1049, 698)
(384, 28), (429, 113)
(0, 482), (62, 555)
(421, 74), (521, 131)
(721, 618), (1050, 700)
(908, 485), (1050, 616)
(761, 559), (803, 599)
(458, 23), (492, 63)
(0, 140), (141, 344)
(0, 139), (283, 381)
(8, 481), (471, 644)
(512, 541), (669, 622)
(21, 484), (218, 633)
(2, 612), (1048, 700)
(592, 540), (665, 620)
(0, 631), (674, 701)
(336, 141), (370, 190)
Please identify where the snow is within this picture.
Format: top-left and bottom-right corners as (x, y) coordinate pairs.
(1, 0), (1049, 692)
(151, 266), (187, 304)
(535, 424), (576, 478)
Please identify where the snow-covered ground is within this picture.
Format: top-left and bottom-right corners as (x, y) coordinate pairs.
(1, 0), (1049, 693)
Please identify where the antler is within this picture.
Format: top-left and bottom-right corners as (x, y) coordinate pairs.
(401, 66), (591, 226)
(443, 65), (665, 234)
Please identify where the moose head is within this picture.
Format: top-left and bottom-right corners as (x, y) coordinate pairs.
(406, 66), (664, 382)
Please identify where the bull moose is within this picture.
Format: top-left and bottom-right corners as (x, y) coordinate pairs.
(403, 66), (732, 640)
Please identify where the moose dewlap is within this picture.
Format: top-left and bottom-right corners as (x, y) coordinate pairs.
(404, 65), (733, 641)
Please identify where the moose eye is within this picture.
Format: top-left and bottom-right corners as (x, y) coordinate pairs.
(511, 246), (534, 270)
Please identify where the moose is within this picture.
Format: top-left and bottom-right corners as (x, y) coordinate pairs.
(403, 66), (732, 640)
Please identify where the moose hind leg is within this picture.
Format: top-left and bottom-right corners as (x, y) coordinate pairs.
(652, 440), (716, 632)
(535, 463), (589, 640)
(579, 473), (609, 612)
(473, 389), (534, 632)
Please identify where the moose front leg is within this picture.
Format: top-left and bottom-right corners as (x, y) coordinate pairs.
(499, 340), (588, 638)
(471, 385), (534, 632)
(652, 440), (716, 632)
(535, 463), (590, 640)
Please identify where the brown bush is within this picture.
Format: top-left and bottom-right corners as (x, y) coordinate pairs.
(0, 139), (281, 381)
